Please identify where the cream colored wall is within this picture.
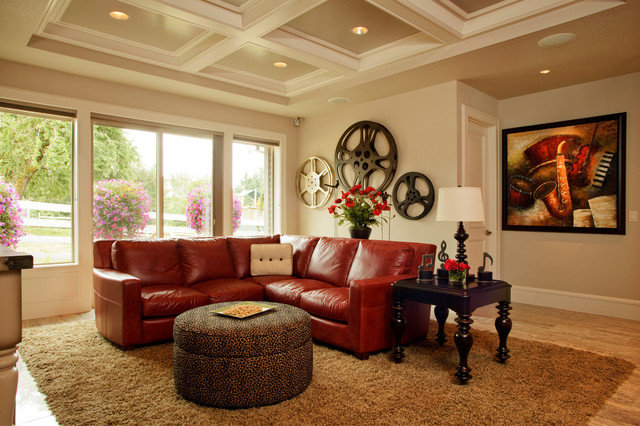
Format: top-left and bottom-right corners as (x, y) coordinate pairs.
(0, 60), (299, 319)
(499, 73), (640, 316)
(297, 82), (461, 247)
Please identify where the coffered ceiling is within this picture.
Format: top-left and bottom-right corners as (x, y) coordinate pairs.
(0, 0), (639, 117)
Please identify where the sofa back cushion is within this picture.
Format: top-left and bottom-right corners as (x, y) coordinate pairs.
(305, 237), (359, 287)
(177, 238), (236, 285)
(227, 235), (280, 278)
(280, 235), (320, 277)
(111, 239), (182, 287)
(94, 239), (115, 269)
(346, 240), (413, 284)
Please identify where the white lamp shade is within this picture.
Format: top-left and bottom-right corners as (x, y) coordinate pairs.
(436, 187), (485, 222)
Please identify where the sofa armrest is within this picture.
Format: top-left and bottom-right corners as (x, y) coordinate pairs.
(93, 268), (143, 348)
(347, 273), (417, 354)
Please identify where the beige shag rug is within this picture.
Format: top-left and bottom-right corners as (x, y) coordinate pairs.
(19, 320), (634, 425)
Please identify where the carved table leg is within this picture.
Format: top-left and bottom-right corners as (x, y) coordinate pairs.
(434, 305), (448, 346)
(0, 346), (19, 424)
(390, 299), (406, 363)
(454, 313), (474, 384)
(495, 301), (512, 363)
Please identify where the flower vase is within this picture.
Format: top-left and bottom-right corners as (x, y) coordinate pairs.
(448, 270), (466, 285)
(349, 226), (372, 239)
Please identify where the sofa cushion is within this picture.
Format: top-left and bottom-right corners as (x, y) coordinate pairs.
(305, 238), (359, 287)
(227, 235), (280, 278)
(245, 275), (296, 287)
(299, 287), (349, 323)
(280, 235), (320, 278)
(177, 238), (236, 285)
(346, 240), (413, 284)
(190, 278), (264, 303)
(250, 243), (293, 276)
(265, 279), (333, 307)
(141, 285), (209, 318)
(112, 239), (182, 287)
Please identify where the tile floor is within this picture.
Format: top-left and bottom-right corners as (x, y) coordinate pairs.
(15, 356), (57, 425)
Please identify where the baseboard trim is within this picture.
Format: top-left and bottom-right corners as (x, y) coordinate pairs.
(512, 285), (640, 321)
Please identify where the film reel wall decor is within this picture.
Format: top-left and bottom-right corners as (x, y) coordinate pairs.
(295, 156), (335, 208)
(334, 121), (398, 192)
(391, 172), (435, 220)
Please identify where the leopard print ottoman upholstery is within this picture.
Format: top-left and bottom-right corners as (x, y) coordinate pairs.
(173, 302), (312, 408)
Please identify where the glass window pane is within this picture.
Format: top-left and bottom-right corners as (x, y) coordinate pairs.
(92, 125), (157, 239)
(232, 141), (272, 235)
(163, 133), (213, 237)
(0, 110), (74, 264)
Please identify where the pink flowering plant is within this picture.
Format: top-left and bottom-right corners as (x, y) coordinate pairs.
(0, 177), (25, 248)
(328, 184), (391, 228)
(232, 194), (242, 233)
(93, 179), (151, 240)
(186, 184), (212, 235)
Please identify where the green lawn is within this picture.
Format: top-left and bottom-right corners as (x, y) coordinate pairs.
(24, 226), (71, 237)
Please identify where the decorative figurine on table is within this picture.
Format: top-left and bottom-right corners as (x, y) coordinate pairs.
(436, 240), (450, 279)
(417, 254), (434, 283)
(477, 252), (494, 283)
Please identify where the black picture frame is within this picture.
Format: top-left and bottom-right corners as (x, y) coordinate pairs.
(502, 112), (626, 234)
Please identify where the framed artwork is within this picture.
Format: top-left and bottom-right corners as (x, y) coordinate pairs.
(502, 113), (626, 234)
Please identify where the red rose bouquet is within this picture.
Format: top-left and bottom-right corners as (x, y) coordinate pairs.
(444, 259), (470, 283)
(328, 184), (391, 229)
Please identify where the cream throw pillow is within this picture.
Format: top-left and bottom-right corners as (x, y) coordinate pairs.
(250, 243), (293, 276)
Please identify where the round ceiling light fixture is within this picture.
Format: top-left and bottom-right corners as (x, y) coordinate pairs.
(328, 97), (350, 104)
(351, 26), (368, 35)
(109, 10), (129, 20)
(273, 61), (288, 68)
(538, 33), (576, 48)
(540, 69), (551, 74)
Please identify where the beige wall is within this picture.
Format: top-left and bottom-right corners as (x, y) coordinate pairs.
(499, 73), (640, 305)
(297, 73), (639, 320)
(298, 81), (461, 246)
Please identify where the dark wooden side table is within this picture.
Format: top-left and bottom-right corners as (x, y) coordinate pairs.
(391, 277), (512, 384)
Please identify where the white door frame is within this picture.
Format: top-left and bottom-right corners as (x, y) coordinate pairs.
(460, 104), (500, 278)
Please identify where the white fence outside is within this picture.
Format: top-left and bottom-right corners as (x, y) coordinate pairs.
(18, 200), (265, 236)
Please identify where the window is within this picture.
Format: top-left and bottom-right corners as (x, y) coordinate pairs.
(0, 105), (75, 265)
(232, 138), (275, 235)
(92, 120), (214, 240)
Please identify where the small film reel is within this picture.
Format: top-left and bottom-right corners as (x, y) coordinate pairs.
(296, 156), (335, 208)
(392, 172), (435, 220)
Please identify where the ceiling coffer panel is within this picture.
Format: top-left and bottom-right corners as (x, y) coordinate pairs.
(213, 44), (320, 82)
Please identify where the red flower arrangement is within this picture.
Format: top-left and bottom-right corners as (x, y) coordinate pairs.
(444, 259), (470, 282)
(328, 184), (391, 228)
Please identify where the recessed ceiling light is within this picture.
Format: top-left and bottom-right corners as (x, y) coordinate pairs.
(109, 11), (129, 20)
(540, 69), (551, 74)
(351, 26), (368, 35)
(538, 33), (576, 48)
(328, 97), (350, 104)
(273, 61), (288, 68)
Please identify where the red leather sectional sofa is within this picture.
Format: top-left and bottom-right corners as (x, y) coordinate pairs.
(93, 235), (436, 359)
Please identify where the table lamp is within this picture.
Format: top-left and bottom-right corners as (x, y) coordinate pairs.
(435, 187), (485, 265)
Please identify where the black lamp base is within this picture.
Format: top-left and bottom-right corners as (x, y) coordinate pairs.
(454, 221), (469, 265)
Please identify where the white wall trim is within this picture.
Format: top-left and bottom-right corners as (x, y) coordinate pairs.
(512, 285), (640, 321)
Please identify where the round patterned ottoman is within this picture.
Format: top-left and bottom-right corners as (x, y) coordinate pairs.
(173, 302), (313, 408)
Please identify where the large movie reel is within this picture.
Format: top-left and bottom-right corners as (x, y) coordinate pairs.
(334, 121), (398, 192)
(296, 156), (335, 208)
(392, 172), (435, 220)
